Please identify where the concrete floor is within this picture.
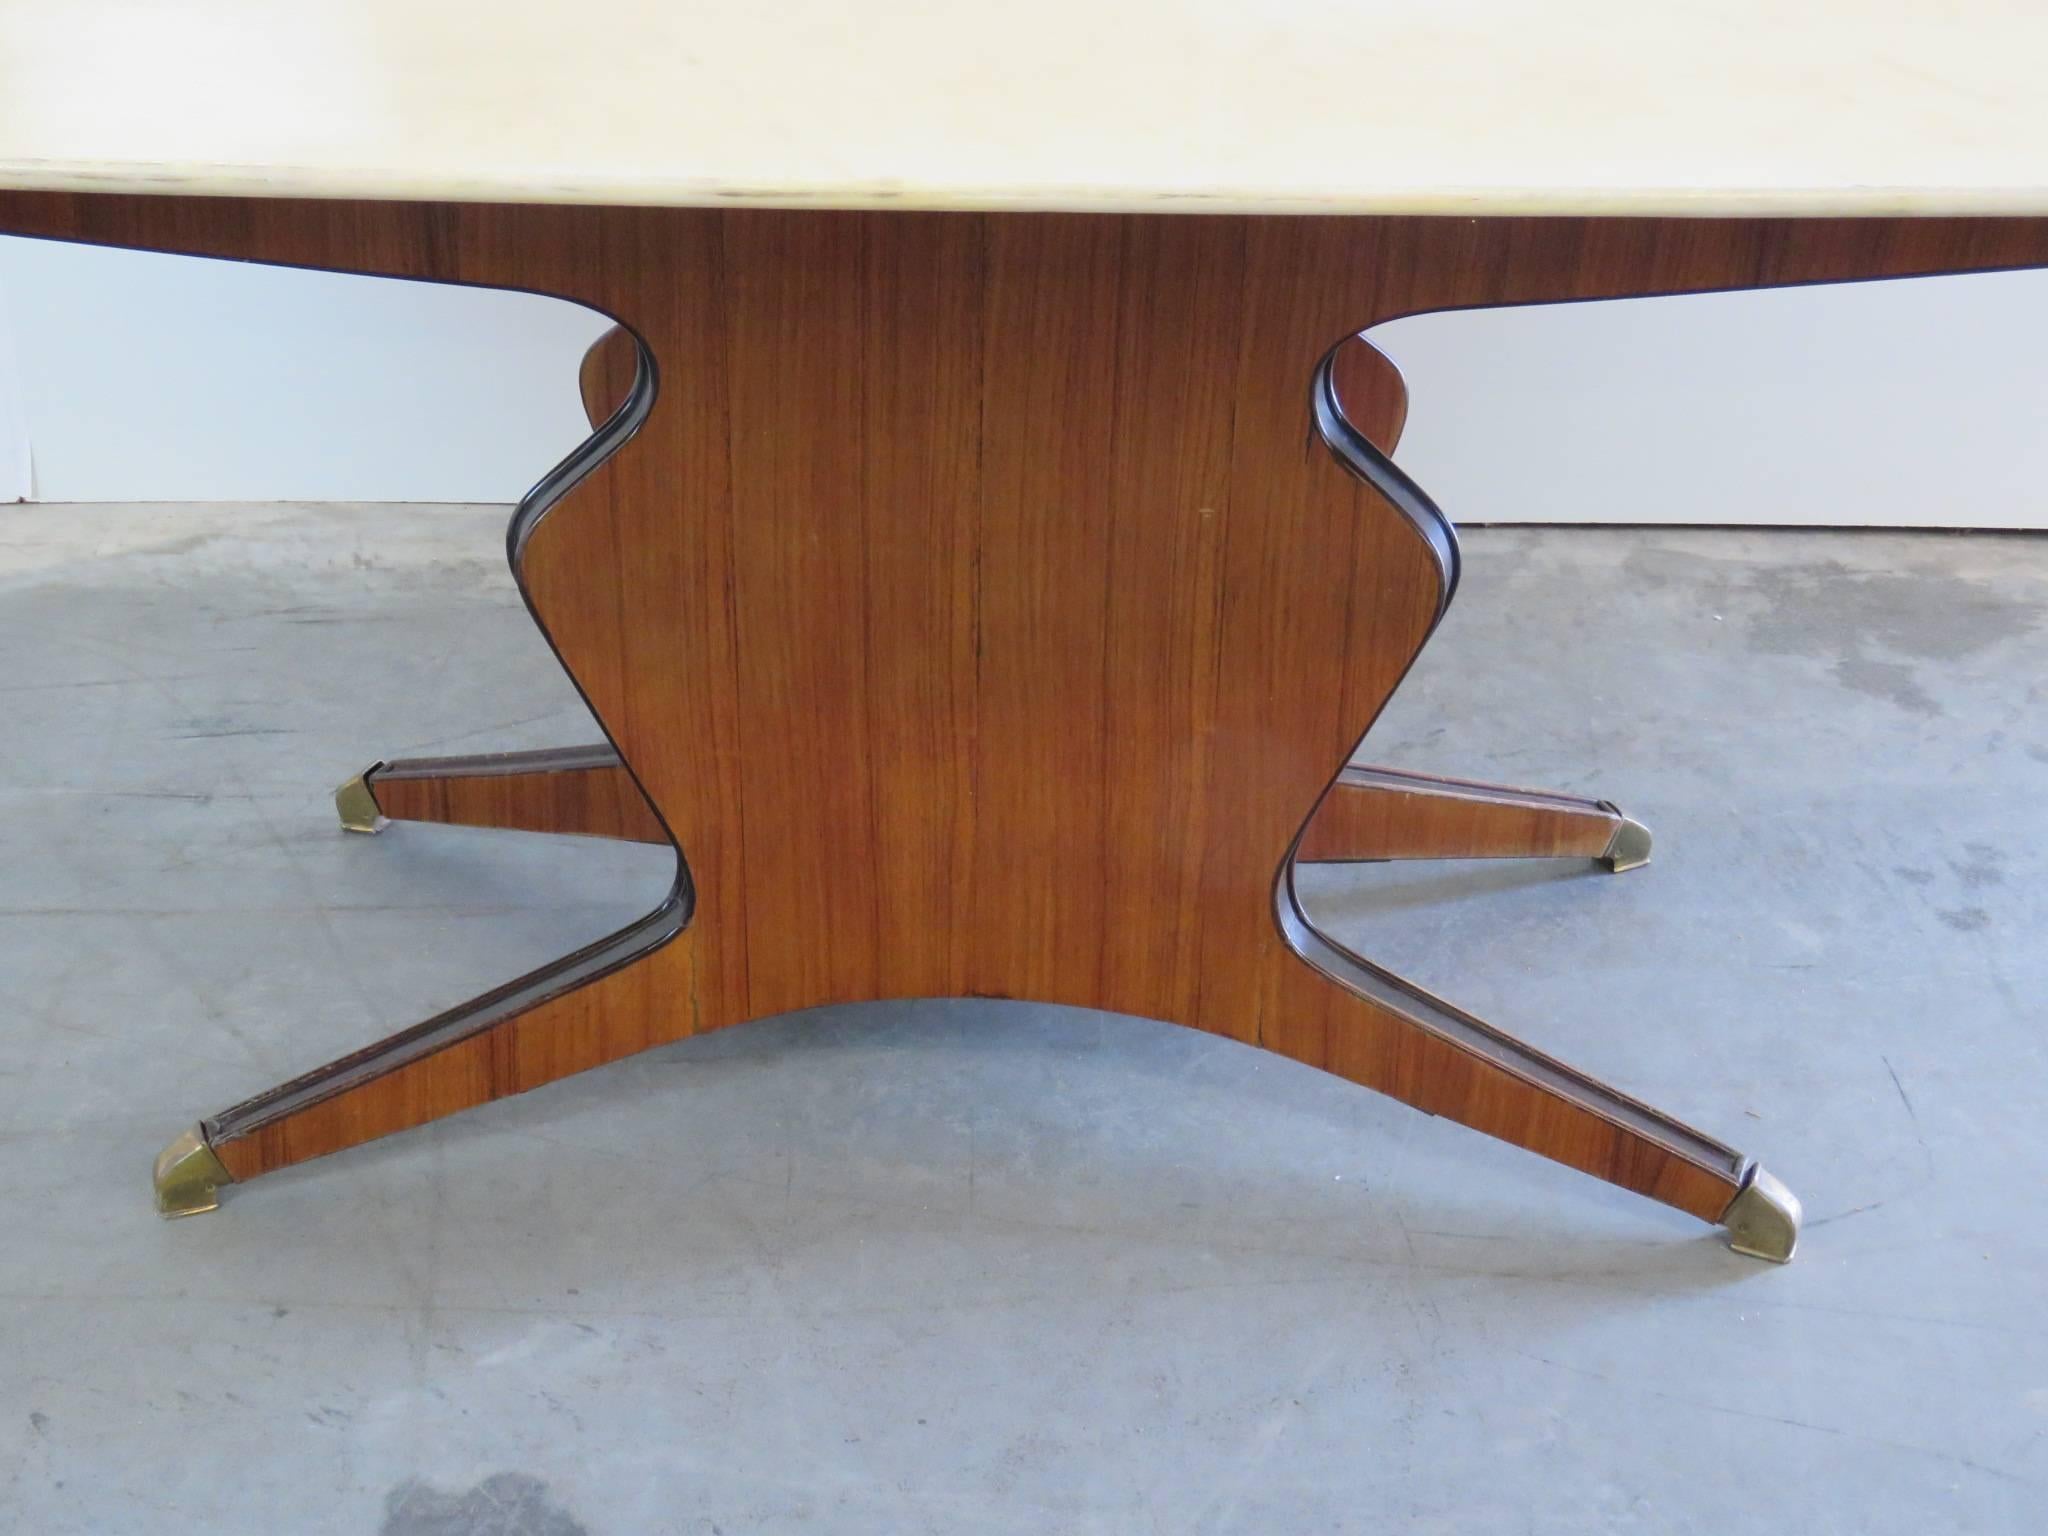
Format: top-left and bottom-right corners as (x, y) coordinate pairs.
(1, 503), (2043, 1534)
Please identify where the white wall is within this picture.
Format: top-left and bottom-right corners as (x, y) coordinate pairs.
(0, 235), (609, 504)
(1369, 266), (2048, 528)
(0, 234), (2042, 527)
(0, 268), (30, 500)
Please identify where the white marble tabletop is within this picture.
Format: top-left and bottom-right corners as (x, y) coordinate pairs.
(1, 0), (2046, 216)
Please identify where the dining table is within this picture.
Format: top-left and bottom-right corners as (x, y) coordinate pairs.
(8, 1), (2048, 1264)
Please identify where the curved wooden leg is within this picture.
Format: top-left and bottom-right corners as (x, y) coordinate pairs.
(1297, 764), (1650, 871)
(1263, 903), (1794, 1255)
(322, 323), (651, 849)
(324, 327), (658, 847)
(1206, 286), (1787, 1258)
(157, 912), (697, 1208)
(1306, 335), (1650, 872)
(336, 744), (667, 844)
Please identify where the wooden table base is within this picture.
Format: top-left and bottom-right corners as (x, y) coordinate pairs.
(16, 196), (2042, 1258)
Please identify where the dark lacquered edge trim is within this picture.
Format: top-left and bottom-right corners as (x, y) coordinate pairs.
(208, 337), (682, 1143)
(372, 743), (624, 782)
(1313, 341), (1460, 617)
(1286, 355), (1743, 1184)
(1272, 868), (1747, 1179)
(1324, 763), (1622, 817)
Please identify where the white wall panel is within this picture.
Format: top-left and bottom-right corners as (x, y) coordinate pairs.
(0, 267), (29, 500)
(1370, 267), (2048, 528)
(0, 235), (608, 505)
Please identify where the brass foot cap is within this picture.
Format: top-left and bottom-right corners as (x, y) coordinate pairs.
(1723, 1165), (1801, 1263)
(1599, 815), (1653, 873)
(154, 1125), (231, 1218)
(335, 766), (387, 834)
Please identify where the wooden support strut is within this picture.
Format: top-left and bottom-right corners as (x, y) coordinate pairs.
(1296, 765), (1646, 869)
(20, 194), (2037, 1257)
(337, 746), (668, 844)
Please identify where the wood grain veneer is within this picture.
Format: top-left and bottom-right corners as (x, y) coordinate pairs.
(367, 747), (666, 845)
(1297, 766), (1625, 863)
(11, 193), (2043, 1236)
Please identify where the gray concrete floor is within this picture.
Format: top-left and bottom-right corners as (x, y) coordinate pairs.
(2, 503), (2043, 1534)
